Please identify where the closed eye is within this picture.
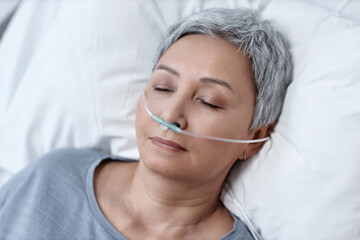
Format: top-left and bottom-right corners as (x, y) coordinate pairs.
(197, 98), (221, 110)
(153, 87), (173, 93)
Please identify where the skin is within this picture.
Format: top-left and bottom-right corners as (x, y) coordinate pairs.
(94, 34), (272, 240)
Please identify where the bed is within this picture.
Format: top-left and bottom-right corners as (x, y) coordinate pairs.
(0, 0), (359, 239)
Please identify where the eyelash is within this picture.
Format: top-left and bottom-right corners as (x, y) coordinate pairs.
(153, 87), (221, 110)
(154, 87), (173, 93)
(197, 98), (221, 109)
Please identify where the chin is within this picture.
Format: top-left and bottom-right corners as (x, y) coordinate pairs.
(139, 143), (198, 180)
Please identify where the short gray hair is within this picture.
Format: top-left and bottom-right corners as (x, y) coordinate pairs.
(154, 8), (292, 130)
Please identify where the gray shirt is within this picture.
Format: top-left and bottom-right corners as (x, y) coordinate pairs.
(0, 147), (254, 240)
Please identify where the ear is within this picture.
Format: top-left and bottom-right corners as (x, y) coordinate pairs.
(244, 121), (277, 159)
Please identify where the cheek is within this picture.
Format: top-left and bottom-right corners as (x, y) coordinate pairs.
(135, 99), (149, 146)
(135, 100), (141, 133)
(189, 112), (250, 141)
(186, 115), (249, 175)
(192, 140), (245, 160)
(189, 139), (245, 177)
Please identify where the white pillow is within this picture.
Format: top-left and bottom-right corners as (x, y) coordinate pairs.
(0, 0), (251, 175)
(0, 0), (164, 174)
(1, 0), (359, 239)
(222, 1), (360, 239)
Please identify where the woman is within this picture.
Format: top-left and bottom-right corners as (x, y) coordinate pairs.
(0, 8), (291, 240)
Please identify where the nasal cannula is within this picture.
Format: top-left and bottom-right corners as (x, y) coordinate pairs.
(142, 91), (270, 144)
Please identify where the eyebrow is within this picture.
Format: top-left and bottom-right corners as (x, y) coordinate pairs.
(155, 64), (180, 76)
(155, 64), (233, 92)
(199, 77), (233, 92)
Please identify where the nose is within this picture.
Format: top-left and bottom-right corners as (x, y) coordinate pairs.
(171, 122), (181, 128)
(160, 94), (188, 130)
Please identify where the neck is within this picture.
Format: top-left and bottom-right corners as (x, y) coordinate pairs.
(123, 161), (227, 231)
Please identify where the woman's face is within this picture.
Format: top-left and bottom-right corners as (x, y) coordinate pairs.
(136, 34), (264, 182)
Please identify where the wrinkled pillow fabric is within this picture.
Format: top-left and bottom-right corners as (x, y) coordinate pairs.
(222, 1), (360, 239)
(0, 1), (163, 174)
(0, 0), (359, 239)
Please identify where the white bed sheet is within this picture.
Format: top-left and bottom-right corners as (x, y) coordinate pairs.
(0, 1), (359, 239)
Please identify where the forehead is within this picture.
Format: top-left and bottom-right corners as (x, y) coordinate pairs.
(156, 34), (255, 97)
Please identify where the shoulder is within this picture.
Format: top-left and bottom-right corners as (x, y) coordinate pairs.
(222, 213), (255, 240)
(34, 147), (109, 177)
(0, 148), (113, 239)
(34, 147), (111, 191)
(38, 147), (109, 167)
(0, 147), (109, 204)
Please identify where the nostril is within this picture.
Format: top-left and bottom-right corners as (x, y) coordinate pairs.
(172, 122), (181, 128)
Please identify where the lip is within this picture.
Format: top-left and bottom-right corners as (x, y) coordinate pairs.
(150, 137), (187, 152)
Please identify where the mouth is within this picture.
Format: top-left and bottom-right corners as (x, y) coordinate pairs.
(150, 137), (187, 152)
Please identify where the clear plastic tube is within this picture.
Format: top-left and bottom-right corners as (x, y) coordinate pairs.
(142, 91), (270, 144)
(223, 183), (263, 240)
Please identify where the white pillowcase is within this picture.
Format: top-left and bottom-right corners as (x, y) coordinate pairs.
(0, 0), (359, 239)
(0, 0), (251, 175)
(222, 1), (360, 239)
(0, 0), (163, 174)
